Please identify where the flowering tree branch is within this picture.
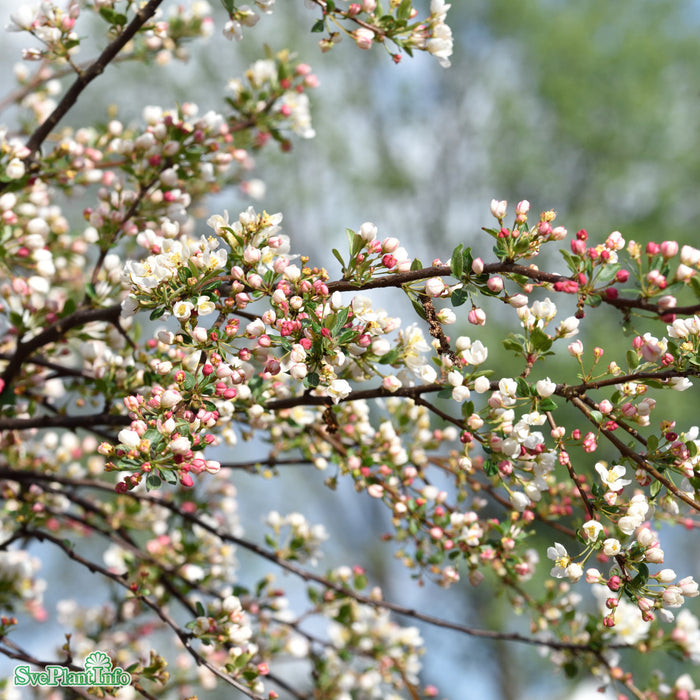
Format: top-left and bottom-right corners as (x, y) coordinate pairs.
(20, 0), (164, 165)
(1, 3), (699, 699)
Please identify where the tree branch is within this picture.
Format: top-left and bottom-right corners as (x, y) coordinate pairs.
(0, 303), (121, 400)
(20, 0), (165, 164)
(0, 412), (129, 431)
(0, 468), (618, 653)
(17, 527), (267, 700)
(569, 396), (700, 512)
(265, 382), (444, 412)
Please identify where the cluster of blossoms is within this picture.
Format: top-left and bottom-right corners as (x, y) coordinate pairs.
(305, 566), (435, 700)
(221, 0), (275, 41)
(303, 0), (453, 67)
(1, 2), (699, 699)
(265, 510), (328, 564)
(5, 1), (215, 66)
(0, 546), (45, 623)
(106, 192), (700, 694)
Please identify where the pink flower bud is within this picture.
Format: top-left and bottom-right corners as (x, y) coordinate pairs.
(515, 200), (530, 216)
(490, 199), (507, 220)
(645, 546), (664, 564)
(570, 239), (586, 255)
(425, 277), (446, 297)
(471, 257), (484, 274)
(676, 263), (696, 281)
(382, 237), (399, 253)
(160, 389), (182, 408)
(354, 27), (374, 49)
(607, 575), (621, 591)
(468, 308), (486, 326)
(598, 399), (613, 414)
(660, 240), (679, 258)
(568, 340), (584, 357)
(486, 276), (503, 292)
(680, 244), (700, 266)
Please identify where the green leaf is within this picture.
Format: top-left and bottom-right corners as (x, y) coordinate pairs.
(630, 563), (649, 590)
(377, 348), (400, 364)
(462, 246), (473, 272)
(397, 0), (412, 21)
(589, 409), (603, 424)
(649, 480), (662, 499)
(149, 306), (167, 320)
(410, 258), (423, 271)
(62, 297), (77, 316)
(538, 398), (558, 412)
(595, 263), (621, 286)
(146, 474), (162, 490)
(331, 248), (345, 271)
(483, 460), (497, 476)
(305, 371), (320, 388)
(450, 287), (469, 307)
(559, 249), (582, 272)
(143, 429), (161, 443)
(99, 7), (127, 25)
(450, 244), (464, 279)
(410, 297), (427, 320)
(85, 283), (98, 301)
(515, 377), (531, 397)
(311, 18), (325, 32)
(563, 662), (578, 679)
(183, 372), (196, 391)
(335, 603), (353, 625)
(337, 329), (358, 345)
(646, 434), (658, 453)
(461, 400), (475, 417)
(220, 0), (235, 12)
(530, 327), (552, 352)
(332, 307), (350, 335)
(626, 349), (639, 369)
(690, 275), (700, 299)
(502, 337), (524, 354)
(161, 469), (178, 484)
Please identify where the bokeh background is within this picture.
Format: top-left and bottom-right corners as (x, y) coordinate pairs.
(1, 1), (699, 698)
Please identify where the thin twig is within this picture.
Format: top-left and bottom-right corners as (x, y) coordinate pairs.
(570, 396), (699, 512)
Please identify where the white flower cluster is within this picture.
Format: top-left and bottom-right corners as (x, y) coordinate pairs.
(266, 511), (328, 564)
(426, 0), (453, 68)
(5, 1), (81, 62)
(0, 549), (46, 613)
(121, 234), (227, 317)
(323, 585), (425, 698)
(223, 0), (275, 41)
(191, 595), (255, 666)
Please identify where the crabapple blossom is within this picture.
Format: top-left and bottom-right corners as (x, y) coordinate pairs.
(595, 462), (632, 492)
(0, 3), (698, 698)
(490, 199), (507, 220)
(535, 378), (557, 397)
